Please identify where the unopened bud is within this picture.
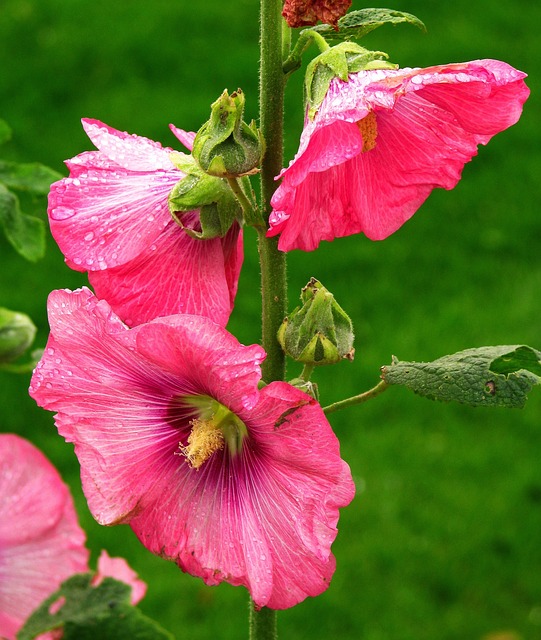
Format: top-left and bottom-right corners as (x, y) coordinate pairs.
(0, 307), (36, 363)
(192, 89), (263, 178)
(278, 278), (354, 365)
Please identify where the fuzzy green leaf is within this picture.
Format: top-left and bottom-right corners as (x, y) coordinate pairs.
(311, 8), (426, 41)
(18, 574), (173, 640)
(0, 159), (61, 194)
(0, 119), (12, 145)
(381, 345), (541, 409)
(0, 184), (45, 261)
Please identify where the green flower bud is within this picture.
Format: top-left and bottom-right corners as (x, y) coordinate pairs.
(192, 89), (264, 178)
(305, 42), (396, 118)
(278, 278), (355, 366)
(0, 307), (36, 364)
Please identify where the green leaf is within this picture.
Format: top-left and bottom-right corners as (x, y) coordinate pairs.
(0, 159), (62, 195)
(0, 184), (45, 261)
(310, 8), (426, 41)
(18, 574), (174, 640)
(380, 345), (541, 409)
(0, 119), (12, 145)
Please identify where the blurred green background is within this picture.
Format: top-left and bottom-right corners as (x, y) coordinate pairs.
(1, 1), (540, 638)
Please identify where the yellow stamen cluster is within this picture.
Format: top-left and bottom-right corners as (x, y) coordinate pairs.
(178, 418), (225, 469)
(357, 111), (378, 153)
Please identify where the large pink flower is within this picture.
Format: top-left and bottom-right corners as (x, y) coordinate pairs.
(29, 288), (355, 610)
(268, 59), (529, 251)
(48, 119), (243, 326)
(0, 434), (89, 639)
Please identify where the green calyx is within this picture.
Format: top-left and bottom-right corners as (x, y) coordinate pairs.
(305, 42), (396, 118)
(278, 278), (355, 366)
(168, 154), (242, 239)
(0, 307), (36, 364)
(192, 89), (264, 179)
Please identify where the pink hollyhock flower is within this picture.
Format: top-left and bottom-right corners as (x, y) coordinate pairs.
(268, 59), (529, 251)
(0, 434), (88, 639)
(29, 287), (355, 610)
(48, 119), (243, 327)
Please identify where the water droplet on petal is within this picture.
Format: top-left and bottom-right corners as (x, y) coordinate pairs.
(84, 232), (95, 242)
(51, 206), (75, 221)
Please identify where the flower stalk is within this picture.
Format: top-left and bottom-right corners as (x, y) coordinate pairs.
(323, 380), (389, 415)
(252, 0), (286, 635)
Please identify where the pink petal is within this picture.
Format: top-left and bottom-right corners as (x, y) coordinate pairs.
(134, 317), (265, 413)
(94, 550), (146, 605)
(0, 435), (88, 637)
(88, 219), (243, 327)
(48, 155), (180, 271)
(30, 289), (184, 525)
(169, 125), (196, 151)
(82, 119), (176, 172)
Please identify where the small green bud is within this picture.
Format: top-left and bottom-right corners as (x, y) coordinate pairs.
(278, 278), (355, 366)
(305, 42), (396, 118)
(0, 307), (36, 363)
(192, 89), (264, 178)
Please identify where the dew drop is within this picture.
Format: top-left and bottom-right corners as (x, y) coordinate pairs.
(51, 206), (75, 221)
(84, 232), (95, 242)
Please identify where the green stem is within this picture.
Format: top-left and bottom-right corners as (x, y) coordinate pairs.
(227, 177), (263, 229)
(300, 363), (315, 382)
(258, 0), (287, 386)
(249, 0), (285, 636)
(249, 601), (278, 640)
(323, 380), (390, 415)
(283, 29), (331, 75)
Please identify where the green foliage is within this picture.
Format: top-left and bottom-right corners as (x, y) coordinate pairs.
(0, 159), (61, 194)
(0, 122), (61, 261)
(0, 118), (11, 145)
(0, 183), (45, 261)
(18, 574), (174, 640)
(381, 345), (541, 408)
(311, 8), (426, 41)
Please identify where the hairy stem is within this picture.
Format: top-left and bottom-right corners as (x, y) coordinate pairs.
(323, 380), (390, 415)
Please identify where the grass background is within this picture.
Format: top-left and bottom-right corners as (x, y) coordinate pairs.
(1, 1), (541, 638)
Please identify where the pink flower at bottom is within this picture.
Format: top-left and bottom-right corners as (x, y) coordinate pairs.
(29, 288), (355, 610)
(48, 119), (243, 327)
(0, 434), (89, 639)
(268, 59), (529, 251)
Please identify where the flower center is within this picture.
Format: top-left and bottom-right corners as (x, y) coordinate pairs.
(356, 111), (378, 152)
(177, 395), (248, 469)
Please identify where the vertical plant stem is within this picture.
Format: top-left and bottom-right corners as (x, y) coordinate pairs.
(249, 601), (278, 640)
(258, 0), (287, 385)
(248, 0), (285, 637)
